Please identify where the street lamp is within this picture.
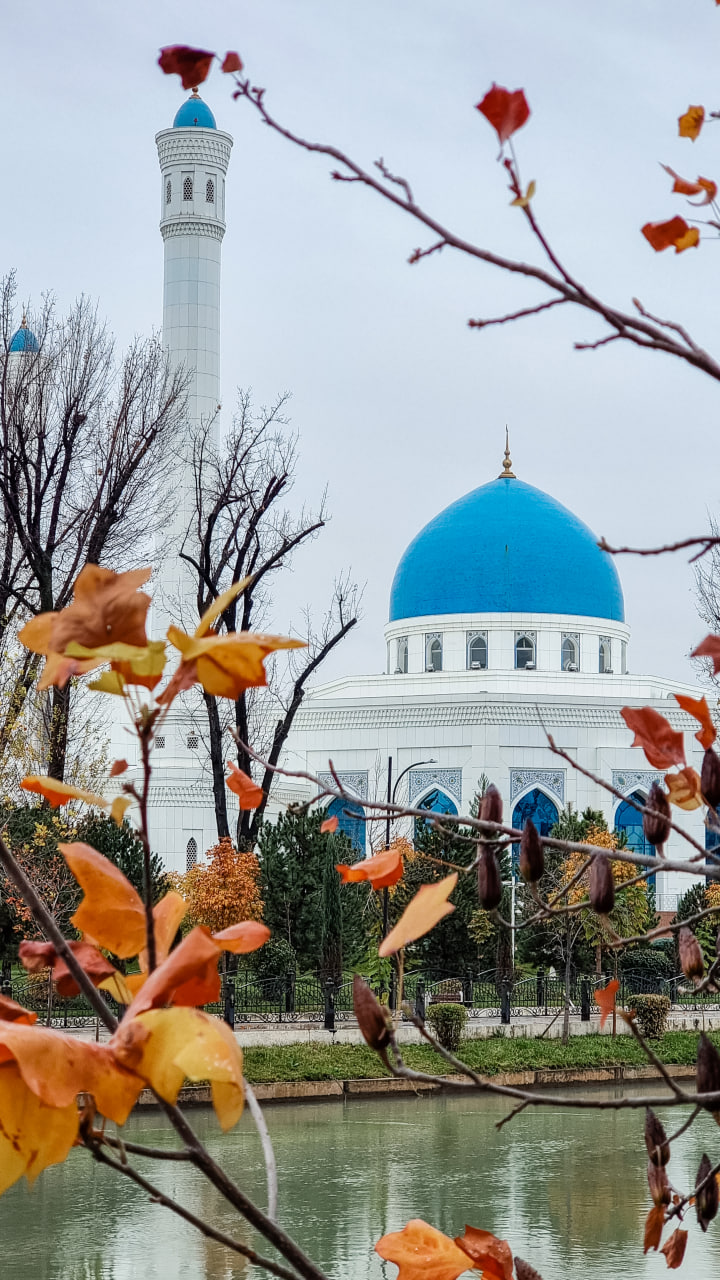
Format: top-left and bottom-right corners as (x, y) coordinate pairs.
(382, 755), (436, 938)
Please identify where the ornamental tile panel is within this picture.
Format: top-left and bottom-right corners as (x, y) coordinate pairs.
(510, 769), (565, 802)
(612, 769), (664, 793)
(317, 771), (368, 800)
(408, 767), (462, 804)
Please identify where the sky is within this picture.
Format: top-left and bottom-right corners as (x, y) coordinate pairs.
(4, 0), (720, 686)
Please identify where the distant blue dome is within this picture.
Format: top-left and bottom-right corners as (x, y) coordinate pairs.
(173, 95), (216, 129)
(389, 477), (625, 623)
(9, 324), (39, 354)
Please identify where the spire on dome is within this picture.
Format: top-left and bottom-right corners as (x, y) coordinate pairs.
(499, 427), (516, 479)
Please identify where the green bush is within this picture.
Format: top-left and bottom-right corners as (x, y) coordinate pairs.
(633, 994), (670, 1040)
(251, 936), (296, 982)
(620, 947), (674, 982)
(426, 1002), (467, 1051)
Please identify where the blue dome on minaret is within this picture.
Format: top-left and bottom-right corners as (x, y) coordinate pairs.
(389, 446), (624, 624)
(173, 90), (216, 129)
(9, 317), (39, 354)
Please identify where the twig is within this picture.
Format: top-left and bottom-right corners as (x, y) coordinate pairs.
(598, 534), (720, 563)
(244, 1077), (278, 1222)
(468, 298), (567, 328)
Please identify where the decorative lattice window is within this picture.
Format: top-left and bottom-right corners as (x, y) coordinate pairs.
(155, 735), (166, 749)
(466, 631), (487, 670)
(599, 637), (612, 674)
(183, 176), (193, 201)
(396, 636), (409, 674)
(515, 631), (536, 670)
(424, 632), (442, 672)
(165, 179), (171, 205)
(561, 633), (580, 671)
(186, 837), (198, 871)
(187, 734), (199, 750)
(206, 177), (215, 202)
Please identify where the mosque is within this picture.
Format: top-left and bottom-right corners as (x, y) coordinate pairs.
(10, 91), (711, 914)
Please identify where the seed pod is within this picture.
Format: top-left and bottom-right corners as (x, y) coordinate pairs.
(645, 1108), (670, 1166)
(519, 819), (544, 883)
(514, 1261), (545, 1280)
(696, 1153), (719, 1232)
(678, 926), (705, 981)
(589, 853), (614, 914)
(477, 847), (502, 910)
(352, 975), (391, 1051)
(643, 782), (671, 850)
(647, 1159), (671, 1207)
(702, 746), (720, 811)
(696, 1032), (720, 1107)
(480, 783), (503, 828)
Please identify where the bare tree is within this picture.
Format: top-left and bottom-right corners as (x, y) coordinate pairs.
(0, 272), (189, 780)
(182, 389), (359, 847)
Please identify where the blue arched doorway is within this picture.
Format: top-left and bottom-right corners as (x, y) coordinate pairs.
(511, 789), (559, 866)
(615, 791), (655, 889)
(326, 796), (366, 856)
(414, 788), (458, 839)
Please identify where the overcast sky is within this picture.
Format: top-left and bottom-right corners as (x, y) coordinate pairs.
(5, 1), (720, 686)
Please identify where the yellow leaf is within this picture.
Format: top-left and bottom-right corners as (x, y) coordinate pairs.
(165, 627), (304, 701)
(139, 891), (187, 971)
(194, 577), (252, 638)
(510, 179), (536, 208)
(0, 1062), (78, 1195)
(20, 776), (108, 810)
(88, 670), (126, 695)
(666, 766), (704, 810)
(98, 971), (134, 1005)
(110, 796), (132, 826)
(379, 873), (457, 957)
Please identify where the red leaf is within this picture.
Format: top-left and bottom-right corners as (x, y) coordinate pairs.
(110, 759), (128, 777)
(675, 693), (717, 749)
(455, 1226), (513, 1278)
(641, 217), (699, 254)
(225, 762), (264, 809)
(661, 1228), (688, 1269)
(158, 46), (215, 90)
(643, 1205), (665, 1253)
(621, 706), (686, 769)
(596, 979), (619, 1029)
(19, 939), (116, 998)
(692, 634), (720, 674)
(0, 994), (37, 1026)
(321, 816), (339, 834)
(221, 52), (243, 74)
(476, 84), (530, 145)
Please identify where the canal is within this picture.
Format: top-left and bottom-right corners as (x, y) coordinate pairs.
(4, 1084), (720, 1278)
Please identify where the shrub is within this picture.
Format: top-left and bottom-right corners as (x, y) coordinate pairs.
(426, 1002), (467, 1051)
(633, 994), (670, 1040)
(433, 978), (464, 1002)
(251, 936), (296, 982)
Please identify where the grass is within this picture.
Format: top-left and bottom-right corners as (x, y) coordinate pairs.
(241, 1030), (719, 1085)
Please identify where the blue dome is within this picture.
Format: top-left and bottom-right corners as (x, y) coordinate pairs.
(389, 477), (625, 623)
(9, 324), (39, 354)
(173, 96), (216, 129)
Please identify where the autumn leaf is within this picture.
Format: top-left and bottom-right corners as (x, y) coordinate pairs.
(146, 891), (187, 967)
(194, 577), (251, 638)
(124, 927), (223, 1017)
(455, 1226), (513, 1279)
(110, 759), (128, 777)
(19, 939), (116, 998)
(661, 1228), (688, 1269)
(212, 921), (270, 953)
(21, 566), (151, 661)
(226, 762), (264, 808)
(0, 995), (37, 1026)
(0, 1022), (142, 1123)
(666, 766), (704, 811)
(337, 843), (404, 890)
(620, 707), (686, 769)
(20, 776), (107, 810)
(67, 639), (166, 691)
(692, 634), (720, 674)
(662, 165), (717, 205)
(375, 1220), (474, 1280)
(675, 693), (717, 749)
(164, 625), (303, 701)
(379, 873), (457, 957)
(62, 842), (147, 958)
(641, 217), (700, 254)
(643, 1205), (665, 1253)
(476, 84), (530, 145)
(158, 45), (215, 89)
(596, 979), (619, 1029)
(0, 1062), (78, 1196)
(678, 105), (705, 141)
(510, 180), (536, 208)
(353, 975), (392, 1051)
(321, 815), (339, 834)
(221, 51), (243, 74)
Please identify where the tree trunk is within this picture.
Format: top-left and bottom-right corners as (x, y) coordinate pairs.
(47, 684), (70, 781)
(204, 691), (230, 839)
(562, 927), (572, 1045)
(595, 940), (602, 976)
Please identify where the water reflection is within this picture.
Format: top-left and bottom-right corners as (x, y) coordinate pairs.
(3, 1084), (720, 1279)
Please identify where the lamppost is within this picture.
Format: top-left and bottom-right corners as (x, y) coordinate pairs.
(382, 755), (436, 938)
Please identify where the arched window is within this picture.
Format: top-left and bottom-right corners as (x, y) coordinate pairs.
(599, 637), (612, 673)
(165, 179), (172, 205)
(326, 796), (366, 855)
(467, 632), (487, 670)
(186, 837), (198, 871)
(425, 633), (442, 672)
(396, 636), (408, 674)
(511, 789), (559, 866)
(206, 177), (215, 202)
(615, 791), (655, 888)
(706, 824), (720, 874)
(183, 176), (193, 201)
(515, 632), (536, 669)
(414, 788), (458, 839)
(561, 634), (579, 671)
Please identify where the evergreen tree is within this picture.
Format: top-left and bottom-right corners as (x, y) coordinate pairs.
(321, 834), (344, 981)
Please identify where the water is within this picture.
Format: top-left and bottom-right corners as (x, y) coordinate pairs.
(3, 1084), (720, 1279)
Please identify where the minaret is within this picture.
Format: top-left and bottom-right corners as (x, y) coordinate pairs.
(155, 88), (233, 624)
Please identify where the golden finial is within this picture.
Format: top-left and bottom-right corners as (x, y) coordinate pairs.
(499, 427), (516, 478)
(20, 312), (27, 328)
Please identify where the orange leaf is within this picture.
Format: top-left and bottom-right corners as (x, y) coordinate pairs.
(337, 844), (404, 890)
(675, 693), (717, 749)
(641, 217), (699, 254)
(140, 891), (187, 970)
(692, 634), (720, 674)
(20, 776), (107, 810)
(455, 1226), (513, 1279)
(665, 766), (704, 811)
(226, 762), (264, 808)
(212, 921), (270, 954)
(221, 51), (243, 74)
(62, 842), (147, 958)
(379, 874), (457, 957)
(661, 1228), (688, 1269)
(0, 995), (36, 1026)
(321, 815), (339, 834)
(20, 566), (151, 661)
(644, 1205), (665, 1253)
(621, 707), (686, 769)
(158, 45), (215, 89)
(662, 165), (705, 197)
(0, 1022), (142, 1123)
(19, 940), (116, 998)
(110, 759), (128, 777)
(596, 979), (619, 1029)
(0, 1062), (78, 1196)
(678, 105), (705, 141)
(476, 84), (530, 145)
(166, 626), (303, 701)
(375, 1220), (474, 1280)
(124, 927), (222, 1017)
